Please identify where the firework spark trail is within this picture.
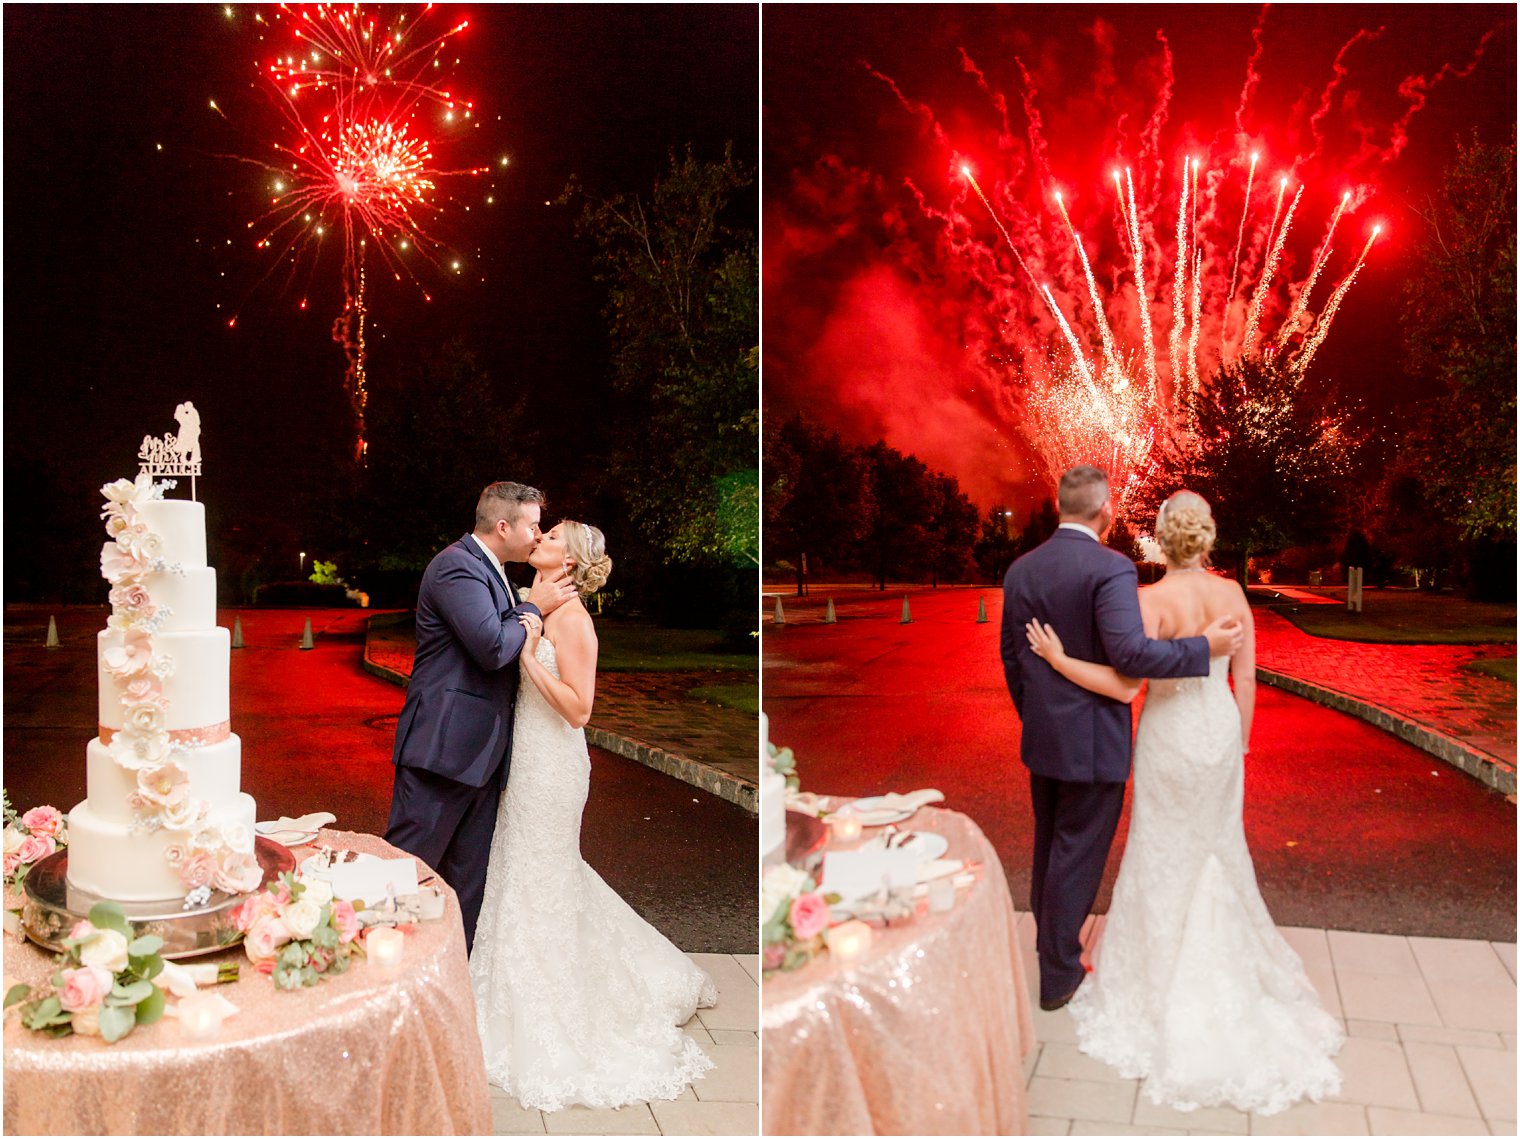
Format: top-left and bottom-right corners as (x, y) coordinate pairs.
(1308, 27), (1386, 162)
(1123, 168), (1160, 395)
(1041, 283), (1099, 395)
(1295, 228), (1380, 374)
(1169, 157), (1190, 388)
(1225, 151), (1258, 327)
(1243, 181), (1300, 356)
(1139, 30), (1176, 197)
(1234, 6), (1269, 136)
(963, 168), (1042, 294)
(1055, 192), (1122, 383)
(1274, 190), (1350, 353)
(1187, 246), (1204, 414)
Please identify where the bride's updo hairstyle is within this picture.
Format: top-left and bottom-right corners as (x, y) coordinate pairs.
(1154, 491), (1216, 565)
(561, 521), (613, 598)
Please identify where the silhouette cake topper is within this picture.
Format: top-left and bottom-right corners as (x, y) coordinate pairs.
(137, 402), (203, 500)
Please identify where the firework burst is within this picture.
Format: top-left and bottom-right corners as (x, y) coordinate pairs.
(223, 3), (498, 461)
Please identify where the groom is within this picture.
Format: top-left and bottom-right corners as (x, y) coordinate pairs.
(386, 481), (577, 952)
(1000, 465), (1242, 1010)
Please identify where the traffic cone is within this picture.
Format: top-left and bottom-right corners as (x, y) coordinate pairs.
(773, 598), (786, 625)
(45, 616), (60, 648)
(300, 619), (315, 650)
(977, 595), (988, 623)
(823, 598), (837, 624)
(900, 596), (912, 624)
(232, 616), (245, 649)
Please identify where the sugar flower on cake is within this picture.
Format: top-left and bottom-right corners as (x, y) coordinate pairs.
(119, 674), (165, 708)
(213, 851), (263, 895)
(159, 796), (204, 832)
(100, 540), (151, 585)
(124, 701), (168, 738)
(178, 850), (219, 891)
(136, 762), (190, 810)
(102, 628), (154, 678)
(110, 727), (172, 771)
(100, 472), (164, 509)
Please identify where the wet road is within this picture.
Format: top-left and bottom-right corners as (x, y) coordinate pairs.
(5, 606), (756, 954)
(764, 586), (1515, 941)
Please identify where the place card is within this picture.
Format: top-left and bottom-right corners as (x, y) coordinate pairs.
(820, 847), (921, 903)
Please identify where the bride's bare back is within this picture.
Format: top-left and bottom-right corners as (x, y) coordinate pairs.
(1141, 569), (1257, 748)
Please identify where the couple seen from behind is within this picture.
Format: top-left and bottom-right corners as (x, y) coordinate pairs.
(384, 481), (716, 1113)
(1002, 464), (1344, 1116)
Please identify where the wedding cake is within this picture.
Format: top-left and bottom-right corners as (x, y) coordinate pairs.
(760, 712), (787, 859)
(66, 460), (262, 904)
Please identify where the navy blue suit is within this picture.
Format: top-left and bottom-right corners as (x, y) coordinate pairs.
(1000, 526), (1210, 1001)
(385, 535), (542, 951)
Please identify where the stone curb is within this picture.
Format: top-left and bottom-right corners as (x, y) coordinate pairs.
(361, 619), (757, 815)
(1257, 667), (1517, 797)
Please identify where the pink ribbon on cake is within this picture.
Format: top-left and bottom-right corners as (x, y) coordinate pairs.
(99, 721), (231, 746)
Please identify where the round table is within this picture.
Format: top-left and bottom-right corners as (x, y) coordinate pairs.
(762, 805), (1034, 1135)
(3, 830), (491, 1135)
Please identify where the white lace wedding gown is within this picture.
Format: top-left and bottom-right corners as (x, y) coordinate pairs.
(470, 638), (717, 1111)
(1069, 657), (1344, 1116)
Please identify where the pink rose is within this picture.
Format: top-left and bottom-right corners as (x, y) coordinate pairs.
(70, 919), (95, 941)
(213, 852), (264, 895)
(19, 806), (63, 838)
(3, 852), (20, 878)
(163, 843), (187, 866)
(121, 675), (164, 706)
(15, 834), (54, 866)
(269, 882), (292, 907)
(178, 850), (218, 891)
(243, 916), (292, 963)
(109, 583), (155, 614)
(330, 899), (360, 944)
(57, 965), (113, 1013)
(788, 892), (830, 941)
(762, 943), (786, 971)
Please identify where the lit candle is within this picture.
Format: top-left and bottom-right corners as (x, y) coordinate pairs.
(826, 920), (872, 963)
(368, 926), (405, 968)
(178, 993), (224, 1042)
(830, 813), (863, 845)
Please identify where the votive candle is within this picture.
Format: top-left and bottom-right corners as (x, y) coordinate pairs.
(178, 993), (224, 1042)
(830, 814), (864, 845)
(368, 926), (405, 968)
(826, 920), (872, 963)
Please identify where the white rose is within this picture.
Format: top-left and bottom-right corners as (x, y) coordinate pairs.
(160, 798), (203, 831)
(279, 897), (323, 940)
(100, 478), (138, 506)
(77, 927), (130, 973)
(298, 878), (334, 907)
(3, 826), (24, 855)
(760, 863), (809, 925)
(124, 702), (166, 736)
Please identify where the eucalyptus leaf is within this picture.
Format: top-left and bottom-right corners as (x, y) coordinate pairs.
(4, 984), (31, 1009)
(98, 1004), (136, 1043)
(133, 954), (165, 981)
(135, 985), (166, 1025)
(113, 979), (154, 1004)
(88, 902), (132, 938)
(129, 935), (164, 957)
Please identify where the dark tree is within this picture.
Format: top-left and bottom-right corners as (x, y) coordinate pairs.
(861, 443), (934, 590)
(566, 145), (758, 609)
(1020, 497), (1060, 554)
(973, 504), (1019, 582)
(1140, 357), (1355, 585)
(924, 473), (980, 587)
(1399, 131), (1516, 543)
(765, 417), (872, 596)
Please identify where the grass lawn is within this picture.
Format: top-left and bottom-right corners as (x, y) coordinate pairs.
(1464, 658), (1518, 685)
(1255, 590), (1517, 645)
(687, 684), (760, 714)
(595, 619), (757, 673)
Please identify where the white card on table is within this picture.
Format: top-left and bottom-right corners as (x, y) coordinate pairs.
(820, 848), (921, 903)
(306, 856), (418, 907)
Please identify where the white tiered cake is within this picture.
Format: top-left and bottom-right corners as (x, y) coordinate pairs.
(66, 476), (261, 903)
(760, 712), (787, 859)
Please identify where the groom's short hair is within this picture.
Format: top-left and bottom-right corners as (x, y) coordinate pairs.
(475, 481), (545, 531)
(1057, 466), (1109, 519)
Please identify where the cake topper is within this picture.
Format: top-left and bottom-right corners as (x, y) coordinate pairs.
(138, 402), (203, 500)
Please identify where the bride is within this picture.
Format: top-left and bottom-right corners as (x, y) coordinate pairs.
(470, 520), (717, 1111)
(1024, 491), (1343, 1116)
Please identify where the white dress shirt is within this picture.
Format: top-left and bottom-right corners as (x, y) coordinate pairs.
(469, 533), (517, 603)
(1057, 522), (1102, 542)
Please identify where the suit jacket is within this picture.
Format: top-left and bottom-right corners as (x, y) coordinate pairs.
(391, 536), (543, 788)
(1000, 527), (1211, 784)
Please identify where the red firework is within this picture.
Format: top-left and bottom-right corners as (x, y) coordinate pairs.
(228, 3), (497, 459)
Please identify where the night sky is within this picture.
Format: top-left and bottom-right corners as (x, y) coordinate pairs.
(4, 4), (757, 589)
(763, 5), (1515, 512)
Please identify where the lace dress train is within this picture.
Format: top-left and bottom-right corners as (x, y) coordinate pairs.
(470, 639), (717, 1112)
(1069, 658), (1344, 1116)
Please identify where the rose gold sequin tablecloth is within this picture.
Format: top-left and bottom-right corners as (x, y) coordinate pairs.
(2, 830), (490, 1135)
(762, 807), (1034, 1136)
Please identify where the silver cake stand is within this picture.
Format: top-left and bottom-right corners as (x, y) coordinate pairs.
(20, 837), (296, 959)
